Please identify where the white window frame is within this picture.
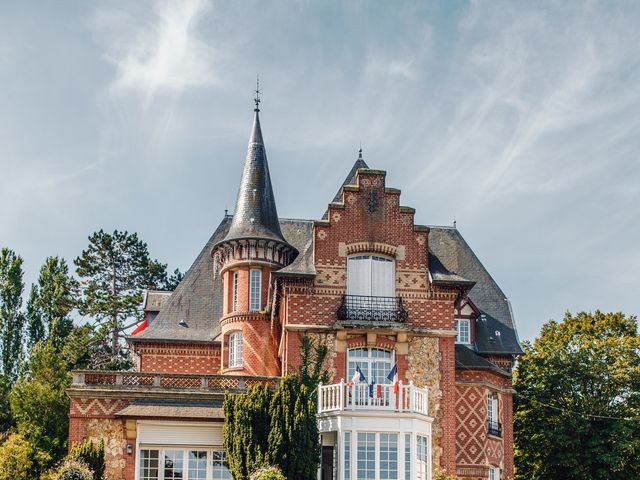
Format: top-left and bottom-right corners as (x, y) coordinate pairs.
(347, 347), (394, 385)
(347, 254), (396, 297)
(137, 447), (231, 480)
(232, 272), (239, 312)
(228, 331), (243, 368)
(488, 466), (500, 480)
(488, 392), (499, 425)
(455, 318), (471, 344)
(249, 269), (261, 311)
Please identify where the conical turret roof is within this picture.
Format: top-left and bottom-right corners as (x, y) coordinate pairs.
(221, 108), (288, 245)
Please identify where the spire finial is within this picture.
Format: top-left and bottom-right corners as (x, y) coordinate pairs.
(358, 141), (363, 160)
(254, 74), (261, 112)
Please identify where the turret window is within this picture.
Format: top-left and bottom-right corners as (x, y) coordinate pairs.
(229, 332), (243, 368)
(232, 272), (239, 312)
(250, 269), (261, 311)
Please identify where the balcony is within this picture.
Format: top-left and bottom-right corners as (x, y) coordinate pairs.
(318, 380), (428, 416)
(487, 420), (502, 437)
(336, 295), (408, 323)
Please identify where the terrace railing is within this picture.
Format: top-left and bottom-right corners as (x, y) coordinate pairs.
(71, 370), (279, 392)
(318, 379), (428, 416)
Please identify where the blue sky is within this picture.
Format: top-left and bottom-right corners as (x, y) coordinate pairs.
(1, 1), (638, 341)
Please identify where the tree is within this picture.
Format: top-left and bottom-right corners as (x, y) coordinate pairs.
(514, 311), (640, 480)
(0, 433), (37, 480)
(164, 268), (184, 291)
(0, 248), (25, 383)
(9, 342), (71, 475)
(225, 336), (327, 479)
(26, 256), (78, 350)
(74, 230), (167, 360)
(69, 439), (105, 480)
(223, 384), (272, 479)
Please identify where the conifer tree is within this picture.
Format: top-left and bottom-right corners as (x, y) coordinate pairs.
(74, 230), (167, 361)
(0, 248), (25, 383)
(26, 256), (78, 350)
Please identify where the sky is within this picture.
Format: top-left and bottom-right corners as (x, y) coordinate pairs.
(1, 0), (639, 342)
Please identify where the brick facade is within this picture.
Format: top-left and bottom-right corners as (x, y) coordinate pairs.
(68, 141), (519, 479)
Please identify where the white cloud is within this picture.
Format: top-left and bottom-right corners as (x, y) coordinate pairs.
(92, 0), (218, 106)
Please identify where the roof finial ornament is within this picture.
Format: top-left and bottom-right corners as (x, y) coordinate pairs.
(358, 141), (363, 160)
(254, 74), (261, 112)
(453, 216), (457, 229)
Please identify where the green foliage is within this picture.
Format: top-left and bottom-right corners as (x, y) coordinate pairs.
(0, 374), (13, 431)
(225, 336), (327, 480)
(164, 268), (184, 291)
(433, 469), (458, 480)
(9, 342), (71, 474)
(249, 465), (285, 480)
(69, 439), (105, 480)
(26, 256), (78, 350)
(74, 230), (167, 364)
(0, 433), (36, 480)
(299, 335), (330, 391)
(514, 311), (640, 480)
(49, 459), (93, 480)
(223, 384), (272, 479)
(0, 247), (25, 383)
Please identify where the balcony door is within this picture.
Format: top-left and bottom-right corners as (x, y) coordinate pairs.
(347, 255), (395, 297)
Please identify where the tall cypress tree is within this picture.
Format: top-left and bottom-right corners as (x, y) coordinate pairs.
(0, 248), (25, 383)
(74, 230), (167, 362)
(26, 256), (78, 350)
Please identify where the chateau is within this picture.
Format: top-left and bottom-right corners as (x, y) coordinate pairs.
(67, 97), (522, 480)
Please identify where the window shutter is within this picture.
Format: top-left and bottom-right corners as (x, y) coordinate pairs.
(347, 256), (371, 296)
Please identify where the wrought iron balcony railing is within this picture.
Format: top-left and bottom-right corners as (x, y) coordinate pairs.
(337, 295), (408, 323)
(487, 420), (502, 437)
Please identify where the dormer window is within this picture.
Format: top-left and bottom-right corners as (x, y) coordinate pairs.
(455, 318), (471, 344)
(347, 255), (395, 297)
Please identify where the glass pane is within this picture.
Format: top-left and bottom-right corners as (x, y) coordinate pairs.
(212, 451), (232, 480)
(164, 450), (184, 480)
(357, 433), (376, 479)
(188, 451), (207, 480)
(344, 432), (351, 480)
(379, 433), (398, 479)
(139, 450), (160, 480)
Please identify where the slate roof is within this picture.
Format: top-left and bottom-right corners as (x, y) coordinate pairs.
(116, 399), (224, 419)
(322, 152), (369, 219)
(428, 226), (523, 355)
(130, 217), (313, 343)
(218, 109), (290, 247)
(454, 344), (510, 376)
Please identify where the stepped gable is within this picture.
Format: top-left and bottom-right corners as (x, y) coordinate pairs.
(428, 226), (523, 355)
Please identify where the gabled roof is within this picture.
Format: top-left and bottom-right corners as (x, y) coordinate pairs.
(428, 226), (523, 355)
(130, 217), (313, 343)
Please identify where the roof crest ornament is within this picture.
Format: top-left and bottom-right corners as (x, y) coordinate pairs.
(254, 74), (261, 112)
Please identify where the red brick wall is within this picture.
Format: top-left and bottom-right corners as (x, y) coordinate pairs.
(455, 368), (513, 479)
(135, 342), (221, 374)
(220, 312), (280, 376)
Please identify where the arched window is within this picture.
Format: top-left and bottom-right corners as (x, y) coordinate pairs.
(228, 331), (243, 368)
(347, 347), (394, 384)
(347, 255), (395, 297)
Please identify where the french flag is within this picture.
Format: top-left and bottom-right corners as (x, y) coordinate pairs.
(347, 365), (366, 386)
(387, 364), (399, 393)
